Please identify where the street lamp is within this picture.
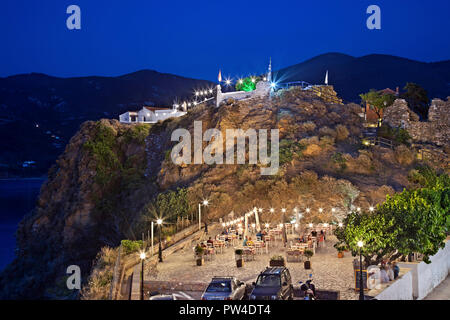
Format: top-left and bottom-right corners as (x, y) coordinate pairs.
(338, 222), (343, 227)
(306, 208), (310, 213)
(369, 206), (374, 212)
(270, 208), (275, 213)
(140, 251), (146, 300)
(157, 219), (163, 262)
(199, 199), (209, 231)
(319, 208), (323, 213)
(357, 240), (364, 300)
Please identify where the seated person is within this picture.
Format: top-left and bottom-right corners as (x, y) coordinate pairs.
(243, 236), (248, 246)
(379, 265), (391, 283)
(207, 237), (214, 244)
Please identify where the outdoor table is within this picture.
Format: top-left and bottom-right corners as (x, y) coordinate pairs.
(242, 246), (256, 261)
(227, 234), (237, 246)
(286, 248), (302, 262)
(254, 241), (267, 254)
(214, 241), (226, 254)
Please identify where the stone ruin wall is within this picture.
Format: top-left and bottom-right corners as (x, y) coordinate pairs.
(216, 81), (271, 107)
(383, 98), (450, 147)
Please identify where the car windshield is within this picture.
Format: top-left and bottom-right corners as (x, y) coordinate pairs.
(206, 281), (231, 292)
(256, 274), (281, 287)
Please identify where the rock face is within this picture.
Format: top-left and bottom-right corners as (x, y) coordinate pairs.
(0, 120), (151, 299)
(383, 98), (450, 147)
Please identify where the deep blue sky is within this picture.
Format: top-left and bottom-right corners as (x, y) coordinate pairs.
(1, 0), (449, 81)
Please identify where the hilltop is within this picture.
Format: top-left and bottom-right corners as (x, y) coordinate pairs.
(2, 85), (447, 299)
(1, 53), (449, 177)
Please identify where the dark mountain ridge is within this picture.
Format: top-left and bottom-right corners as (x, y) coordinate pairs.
(274, 53), (450, 102)
(0, 70), (214, 176)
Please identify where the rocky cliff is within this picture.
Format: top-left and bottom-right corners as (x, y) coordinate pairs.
(0, 87), (441, 299)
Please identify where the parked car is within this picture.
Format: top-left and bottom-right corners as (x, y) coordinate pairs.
(249, 267), (294, 300)
(201, 277), (247, 300)
(149, 294), (176, 300)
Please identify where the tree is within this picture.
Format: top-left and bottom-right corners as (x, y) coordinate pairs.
(335, 169), (449, 265)
(401, 83), (429, 120)
(360, 90), (396, 127)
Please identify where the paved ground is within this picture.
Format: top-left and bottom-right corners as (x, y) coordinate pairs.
(145, 231), (359, 300)
(424, 276), (450, 300)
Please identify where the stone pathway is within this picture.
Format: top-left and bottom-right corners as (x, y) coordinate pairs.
(146, 232), (358, 300)
(424, 276), (450, 300)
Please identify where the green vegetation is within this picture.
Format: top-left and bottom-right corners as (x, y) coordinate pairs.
(360, 90), (396, 126)
(378, 124), (411, 146)
(82, 122), (150, 221)
(235, 76), (261, 92)
(279, 139), (306, 165)
(121, 240), (144, 255)
(331, 152), (347, 172)
(335, 168), (449, 265)
(137, 187), (193, 238)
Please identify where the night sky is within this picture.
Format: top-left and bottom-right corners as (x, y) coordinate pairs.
(1, 0), (449, 81)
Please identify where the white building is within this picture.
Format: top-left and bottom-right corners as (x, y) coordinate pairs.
(119, 106), (186, 124)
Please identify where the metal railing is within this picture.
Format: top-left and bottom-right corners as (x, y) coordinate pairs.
(363, 136), (395, 149)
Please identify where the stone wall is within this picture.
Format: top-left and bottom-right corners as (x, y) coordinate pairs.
(370, 238), (450, 300)
(383, 98), (450, 147)
(216, 81), (271, 107)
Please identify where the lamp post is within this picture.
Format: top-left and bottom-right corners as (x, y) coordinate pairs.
(139, 251), (146, 300)
(157, 219), (163, 262)
(199, 199), (209, 231)
(357, 240), (364, 300)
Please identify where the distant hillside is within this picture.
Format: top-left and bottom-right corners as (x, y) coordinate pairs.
(0, 70), (214, 176)
(273, 53), (450, 102)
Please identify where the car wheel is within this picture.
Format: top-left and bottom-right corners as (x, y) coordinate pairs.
(288, 287), (294, 300)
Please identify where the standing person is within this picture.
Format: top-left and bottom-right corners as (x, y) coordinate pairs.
(392, 262), (400, 279)
(204, 221), (208, 234)
(318, 233), (324, 248)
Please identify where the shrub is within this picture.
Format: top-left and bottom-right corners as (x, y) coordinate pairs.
(331, 152), (347, 171)
(394, 145), (415, 166)
(121, 240), (143, 255)
(319, 126), (336, 138)
(303, 144), (321, 157)
(335, 125), (349, 141)
(319, 135), (335, 147)
(270, 255), (284, 261)
(195, 244), (205, 255)
(378, 124), (411, 145)
(299, 136), (319, 146)
(301, 121), (316, 133)
(304, 250), (314, 260)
